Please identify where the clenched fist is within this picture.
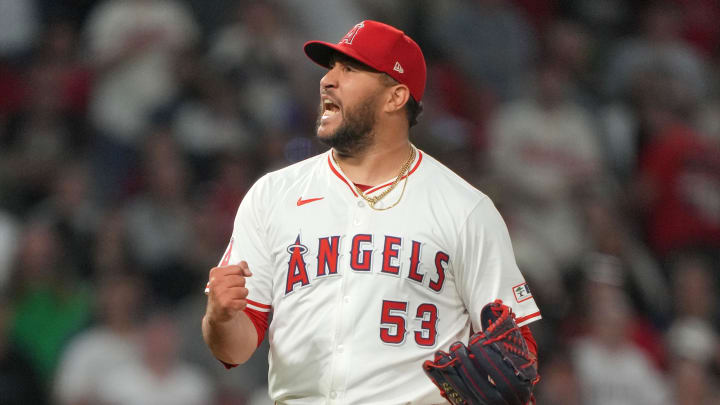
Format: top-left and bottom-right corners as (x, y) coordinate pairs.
(205, 261), (253, 324)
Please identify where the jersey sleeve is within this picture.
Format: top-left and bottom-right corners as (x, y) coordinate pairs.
(454, 197), (541, 330)
(218, 176), (273, 331)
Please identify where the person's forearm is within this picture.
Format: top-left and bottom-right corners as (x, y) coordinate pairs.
(202, 311), (258, 365)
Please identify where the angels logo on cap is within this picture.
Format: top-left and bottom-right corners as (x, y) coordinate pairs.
(303, 20), (427, 101)
(341, 22), (364, 45)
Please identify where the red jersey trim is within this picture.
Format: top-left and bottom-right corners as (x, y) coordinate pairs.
(327, 149), (423, 197)
(327, 154), (358, 197)
(247, 299), (272, 310)
(366, 150), (423, 195)
(220, 238), (234, 266)
(516, 311), (541, 325)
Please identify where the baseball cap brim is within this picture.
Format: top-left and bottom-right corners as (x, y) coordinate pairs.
(304, 41), (382, 72)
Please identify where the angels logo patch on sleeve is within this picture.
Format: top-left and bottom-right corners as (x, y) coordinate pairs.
(513, 282), (533, 303)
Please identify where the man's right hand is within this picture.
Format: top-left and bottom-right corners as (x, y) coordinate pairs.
(205, 261), (253, 324)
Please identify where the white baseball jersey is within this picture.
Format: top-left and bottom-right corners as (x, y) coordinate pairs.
(220, 147), (541, 404)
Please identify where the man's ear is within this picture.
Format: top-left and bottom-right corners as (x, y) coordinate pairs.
(383, 84), (410, 114)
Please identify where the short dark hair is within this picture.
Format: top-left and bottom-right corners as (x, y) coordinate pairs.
(405, 95), (423, 128)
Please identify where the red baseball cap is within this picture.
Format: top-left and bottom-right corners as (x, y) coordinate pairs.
(304, 20), (427, 101)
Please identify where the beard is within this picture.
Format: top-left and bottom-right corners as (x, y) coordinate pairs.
(315, 95), (377, 155)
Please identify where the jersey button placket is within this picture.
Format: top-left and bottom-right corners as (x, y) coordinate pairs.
(328, 198), (367, 402)
(327, 208), (356, 404)
(353, 196), (370, 227)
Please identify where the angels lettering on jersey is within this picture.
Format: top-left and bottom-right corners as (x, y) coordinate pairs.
(284, 234), (447, 296)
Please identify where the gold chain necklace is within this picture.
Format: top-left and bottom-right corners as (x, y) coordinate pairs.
(333, 147), (416, 211)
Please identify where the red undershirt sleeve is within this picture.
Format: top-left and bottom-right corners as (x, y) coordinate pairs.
(218, 307), (270, 370)
(244, 307), (270, 346)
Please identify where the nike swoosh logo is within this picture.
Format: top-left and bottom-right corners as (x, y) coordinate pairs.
(297, 197), (324, 206)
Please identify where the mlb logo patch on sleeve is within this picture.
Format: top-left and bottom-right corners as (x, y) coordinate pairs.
(512, 282), (533, 303)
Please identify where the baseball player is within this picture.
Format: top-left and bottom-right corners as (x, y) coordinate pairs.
(203, 21), (541, 404)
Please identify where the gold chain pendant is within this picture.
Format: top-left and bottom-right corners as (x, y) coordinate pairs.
(353, 147), (415, 211)
(332, 146), (416, 211)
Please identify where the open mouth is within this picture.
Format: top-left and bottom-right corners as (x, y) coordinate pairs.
(321, 98), (341, 120)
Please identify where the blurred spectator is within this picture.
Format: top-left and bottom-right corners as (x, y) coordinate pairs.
(170, 73), (252, 177)
(603, 1), (708, 101)
(417, 60), (493, 178)
(185, 157), (254, 272)
(30, 160), (101, 278)
(670, 359), (720, 405)
(35, 20), (93, 124)
(94, 311), (213, 405)
(278, 0), (364, 46)
(0, 20), (91, 194)
(665, 318), (720, 405)
(0, 298), (48, 404)
(583, 195), (671, 319)
(563, 254), (669, 368)
(123, 132), (195, 302)
(7, 220), (92, 381)
(605, 75), (710, 190)
(666, 318), (718, 369)
(670, 253), (719, 325)
(662, 254), (720, 404)
(560, 0), (631, 47)
(84, 0), (198, 142)
(54, 273), (144, 405)
(92, 208), (133, 277)
(34, 0), (99, 33)
(635, 122), (720, 258)
(0, 0), (40, 60)
(0, 59), (80, 212)
(209, 2), (298, 78)
(357, 0), (419, 30)
(674, 0), (720, 58)
(427, 0), (536, 100)
(208, 1), (307, 134)
(599, 2), (710, 183)
(534, 351), (582, 405)
(571, 273), (670, 405)
(511, 0), (558, 33)
(543, 20), (592, 78)
(182, 0), (236, 40)
(488, 62), (603, 286)
(541, 19), (598, 109)
(83, 0), (198, 200)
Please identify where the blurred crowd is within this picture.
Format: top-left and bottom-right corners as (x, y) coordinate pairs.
(0, 0), (719, 404)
